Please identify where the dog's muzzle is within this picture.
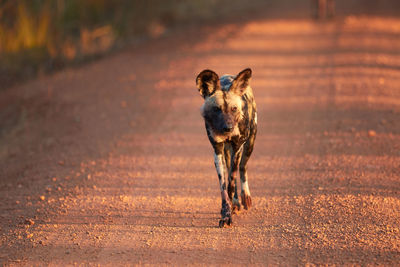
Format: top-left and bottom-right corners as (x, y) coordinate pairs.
(223, 124), (234, 133)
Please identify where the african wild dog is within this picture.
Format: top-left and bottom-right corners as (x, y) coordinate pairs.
(196, 68), (257, 227)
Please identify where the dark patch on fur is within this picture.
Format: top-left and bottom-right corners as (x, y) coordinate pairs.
(196, 70), (220, 98)
(222, 92), (228, 113)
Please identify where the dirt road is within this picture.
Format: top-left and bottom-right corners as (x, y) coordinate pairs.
(1, 9), (400, 266)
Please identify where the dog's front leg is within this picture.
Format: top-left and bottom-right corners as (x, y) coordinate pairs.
(228, 145), (243, 214)
(214, 152), (232, 227)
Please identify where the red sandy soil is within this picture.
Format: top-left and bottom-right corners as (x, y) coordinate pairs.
(1, 9), (400, 266)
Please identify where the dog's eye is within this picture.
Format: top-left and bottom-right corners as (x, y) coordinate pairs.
(231, 106), (237, 112)
(213, 106), (221, 112)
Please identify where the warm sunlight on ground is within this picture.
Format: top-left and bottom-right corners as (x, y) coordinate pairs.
(1, 1), (400, 264)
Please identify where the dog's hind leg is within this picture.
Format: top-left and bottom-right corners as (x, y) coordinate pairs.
(240, 129), (256, 210)
(228, 144), (243, 214)
(224, 144), (234, 202)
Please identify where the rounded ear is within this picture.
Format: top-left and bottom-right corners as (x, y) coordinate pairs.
(196, 69), (220, 98)
(231, 68), (252, 96)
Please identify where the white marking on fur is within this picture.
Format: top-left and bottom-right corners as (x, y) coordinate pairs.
(254, 112), (257, 125)
(215, 153), (229, 202)
(241, 180), (250, 195)
(231, 126), (240, 137)
(221, 190), (229, 201)
(214, 153), (225, 190)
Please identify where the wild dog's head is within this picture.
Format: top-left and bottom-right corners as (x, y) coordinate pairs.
(196, 68), (252, 141)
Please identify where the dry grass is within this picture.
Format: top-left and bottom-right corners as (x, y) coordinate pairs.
(0, 0), (268, 89)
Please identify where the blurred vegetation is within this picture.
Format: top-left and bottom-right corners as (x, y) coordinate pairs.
(0, 0), (267, 89)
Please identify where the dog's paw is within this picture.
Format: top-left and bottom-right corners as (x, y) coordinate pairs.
(219, 201), (233, 227)
(232, 197), (241, 214)
(219, 216), (232, 228)
(241, 192), (252, 210)
(220, 201), (232, 217)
